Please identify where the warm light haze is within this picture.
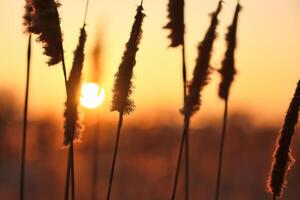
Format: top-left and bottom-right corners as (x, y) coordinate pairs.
(80, 82), (105, 109)
(0, 0), (299, 125)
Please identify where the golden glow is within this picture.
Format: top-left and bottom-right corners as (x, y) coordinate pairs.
(80, 82), (105, 109)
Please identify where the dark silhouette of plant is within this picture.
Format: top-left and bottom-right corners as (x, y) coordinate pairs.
(20, 1), (35, 199)
(164, 0), (190, 197)
(20, 2), (33, 199)
(64, 1), (90, 200)
(107, 1), (145, 199)
(267, 80), (300, 200)
(171, 1), (223, 199)
(215, 2), (242, 200)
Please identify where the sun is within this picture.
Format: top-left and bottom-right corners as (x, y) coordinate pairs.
(80, 82), (105, 109)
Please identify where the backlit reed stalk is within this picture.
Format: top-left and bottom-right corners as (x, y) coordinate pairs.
(107, 2), (145, 199)
(20, 2), (33, 199)
(64, 1), (90, 199)
(23, 1), (75, 199)
(171, 1), (223, 199)
(215, 2), (242, 200)
(267, 81), (300, 200)
(63, 26), (87, 200)
(164, 0), (190, 197)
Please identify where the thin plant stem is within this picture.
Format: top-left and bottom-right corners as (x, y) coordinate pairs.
(106, 112), (124, 200)
(70, 141), (75, 200)
(20, 34), (32, 200)
(64, 147), (71, 200)
(171, 115), (190, 200)
(181, 43), (189, 200)
(64, 0), (90, 197)
(273, 194), (276, 200)
(214, 99), (228, 200)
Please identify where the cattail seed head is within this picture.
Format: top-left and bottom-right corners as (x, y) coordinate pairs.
(185, 1), (223, 116)
(218, 2), (242, 100)
(23, 0), (34, 31)
(63, 27), (87, 146)
(111, 5), (145, 115)
(26, 0), (63, 66)
(267, 80), (300, 198)
(164, 0), (184, 47)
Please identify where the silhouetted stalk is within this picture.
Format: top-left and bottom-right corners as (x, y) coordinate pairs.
(171, 1), (223, 199)
(171, 115), (190, 200)
(267, 81), (300, 199)
(182, 40), (189, 200)
(273, 194), (276, 200)
(20, 34), (31, 200)
(64, 1), (91, 199)
(214, 99), (228, 200)
(215, 3), (241, 199)
(106, 112), (124, 200)
(108, 1), (145, 198)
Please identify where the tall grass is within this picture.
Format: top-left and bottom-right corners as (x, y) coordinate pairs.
(20, 0), (65, 199)
(107, 1), (145, 199)
(267, 80), (300, 200)
(171, 1), (223, 199)
(214, 2), (242, 200)
(20, 1), (32, 199)
(164, 0), (190, 198)
(64, 1), (90, 199)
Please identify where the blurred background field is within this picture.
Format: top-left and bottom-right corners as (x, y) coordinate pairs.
(1, 92), (299, 200)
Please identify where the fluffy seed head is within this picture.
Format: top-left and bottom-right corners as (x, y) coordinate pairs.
(164, 0), (184, 47)
(64, 27), (87, 146)
(27, 0), (63, 66)
(111, 5), (145, 115)
(185, 1), (223, 116)
(218, 2), (242, 100)
(267, 80), (300, 198)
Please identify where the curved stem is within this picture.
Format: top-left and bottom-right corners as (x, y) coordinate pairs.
(64, 146), (71, 200)
(182, 42), (189, 200)
(83, 0), (90, 27)
(106, 112), (124, 200)
(20, 34), (31, 200)
(214, 99), (228, 200)
(70, 141), (75, 200)
(171, 116), (190, 200)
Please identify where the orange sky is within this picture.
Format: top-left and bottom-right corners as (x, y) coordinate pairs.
(0, 0), (299, 126)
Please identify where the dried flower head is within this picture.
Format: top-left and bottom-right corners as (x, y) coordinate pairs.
(185, 1), (223, 116)
(164, 0), (184, 47)
(27, 0), (63, 66)
(23, 0), (34, 31)
(267, 81), (300, 198)
(111, 5), (145, 115)
(218, 2), (242, 100)
(64, 27), (87, 146)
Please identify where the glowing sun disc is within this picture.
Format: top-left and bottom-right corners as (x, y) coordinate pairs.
(80, 82), (105, 109)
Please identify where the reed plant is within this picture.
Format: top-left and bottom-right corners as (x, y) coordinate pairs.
(214, 2), (242, 200)
(20, 1), (33, 199)
(63, 1), (90, 199)
(171, 1), (223, 199)
(164, 0), (190, 197)
(267, 80), (300, 200)
(107, 1), (145, 199)
(21, 0), (66, 199)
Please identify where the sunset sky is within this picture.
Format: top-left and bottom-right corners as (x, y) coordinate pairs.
(0, 0), (299, 126)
